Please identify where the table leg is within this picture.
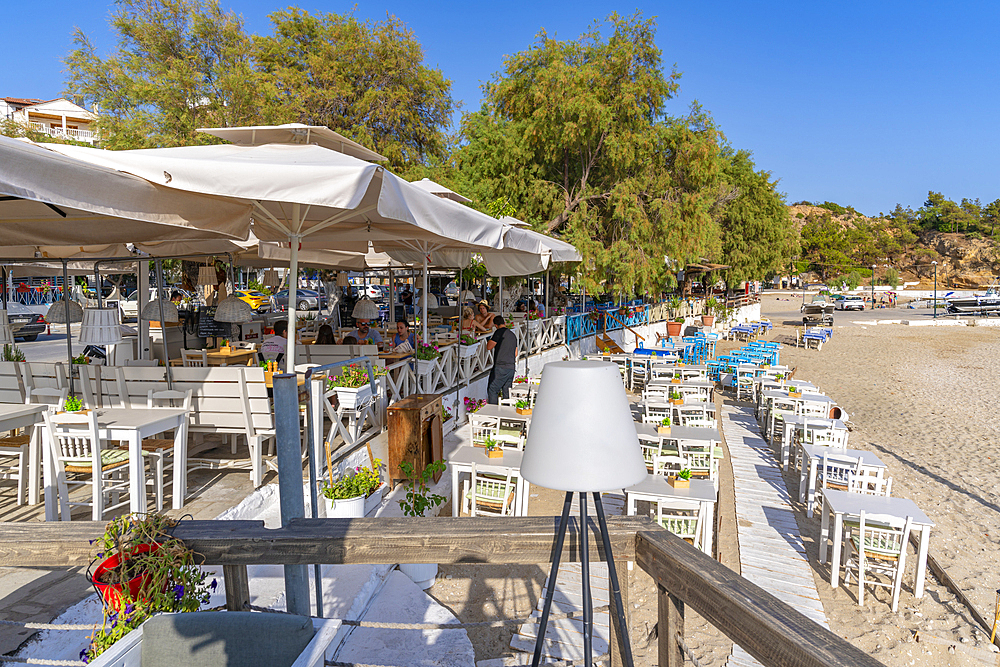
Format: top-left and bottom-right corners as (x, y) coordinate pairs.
(798, 448), (809, 502)
(806, 459), (819, 518)
(42, 428), (56, 521)
(915, 525), (931, 597)
(703, 500), (715, 556)
(451, 465), (459, 517)
(830, 512), (844, 588)
(819, 495), (830, 564)
(172, 417), (187, 511)
(627, 493), (635, 516)
(28, 426), (41, 505)
(520, 478), (530, 516)
(128, 431), (147, 513)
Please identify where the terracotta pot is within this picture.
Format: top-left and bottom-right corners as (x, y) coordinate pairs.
(666, 321), (683, 337)
(701, 315), (715, 327)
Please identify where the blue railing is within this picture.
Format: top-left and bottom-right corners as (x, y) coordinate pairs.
(566, 312), (598, 342)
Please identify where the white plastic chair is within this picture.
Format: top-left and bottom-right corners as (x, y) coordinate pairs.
(181, 349), (208, 367)
(841, 511), (913, 611)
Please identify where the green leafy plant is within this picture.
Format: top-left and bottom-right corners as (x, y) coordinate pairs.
(788, 386), (797, 393)
(325, 363), (386, 390)
(83, 513), (214, 662)
(442, 405), (452, 421)
(72, 353), (90, 365)
(1, 344), (25, 362)
(672, 316), (685, 323)
(669, 391), (682, 401)
(677, 468), (692, 480)
(64, 395), (83, 412)
(459, 333), (478, 345)
(321, 458), (383, 500)
(704, 296), (720, 316)
(660, 417), (671, 426)
(464, 397), (486, 413)
(513, 375), (528, 384)
(774, 373), (785, 381)
(414, 342), (442, 361)
(515, 399), (530, 410)
(397, 460), (447, 517)
(483, 435), (499, 452)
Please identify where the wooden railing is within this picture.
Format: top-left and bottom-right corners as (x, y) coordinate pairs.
(0, 518), (883, 667)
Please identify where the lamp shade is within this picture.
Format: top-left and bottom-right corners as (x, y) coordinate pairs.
(0, 311), (13, 346)
(520, 361), (646, 492)
(198, 265), (218, 287)
(47, 299), (83, 324)
(78, 308), (123, 345)
(336, 272), (350, 287)
(351, 296), (380, 320)
(214, 295), (253, 323)
(262, 269), (280, 288)
(140, 299), (179, 323)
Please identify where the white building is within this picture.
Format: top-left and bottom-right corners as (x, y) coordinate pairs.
(0, 97), (98, 143)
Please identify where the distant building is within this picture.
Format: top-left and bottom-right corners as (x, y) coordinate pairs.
(0, 97), (98, 144)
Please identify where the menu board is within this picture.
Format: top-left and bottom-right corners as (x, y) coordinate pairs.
(197, 306), (231, 338)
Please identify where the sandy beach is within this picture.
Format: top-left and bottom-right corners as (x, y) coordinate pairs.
(430, 296), (1000, 667)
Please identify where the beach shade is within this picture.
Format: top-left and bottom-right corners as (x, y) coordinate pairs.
(409, 178), (472, 203)
(0, 136), (252, 246)
(197, 123), (386, 162)
(43, 141), (511, 369)
(520, 360), (644, 667)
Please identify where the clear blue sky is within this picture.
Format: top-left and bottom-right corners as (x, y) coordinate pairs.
(3, 0), (998, 216)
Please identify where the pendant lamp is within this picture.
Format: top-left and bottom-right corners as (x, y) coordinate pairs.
(198, 264), (218, 287)
(336, 272), (350, 287)
(78, 308), (123, 346)
(214, 295), (253, 323)
(263, 269), (280, 289)
(47, 299), (84, 324)
(351, 297), (380, 321)
(140, 299), (179, 323)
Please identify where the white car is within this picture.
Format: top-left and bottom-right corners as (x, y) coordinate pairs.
(836, 295), (865, 311)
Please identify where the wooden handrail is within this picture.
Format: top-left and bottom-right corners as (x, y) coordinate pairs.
(605, 311), (645, 346)
(0, 517), (885, 667)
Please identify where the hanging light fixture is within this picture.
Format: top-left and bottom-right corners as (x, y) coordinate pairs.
(262, 269), (280, 289)
(214, 263), (253, 323)
(198, 263), (218, 287)
(0, 311), (14, 346)
(78, 308), (123, 346)
(351, 297), (379, 321)
(46, 299), (84, 324)
(140, 299), (179, 323)
(336, 271), (350, 287)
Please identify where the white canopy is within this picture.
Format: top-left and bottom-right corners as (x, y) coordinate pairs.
(198, 123), (387, 162)
(0, 136), (252, 246)
(409, 178), (472, 203)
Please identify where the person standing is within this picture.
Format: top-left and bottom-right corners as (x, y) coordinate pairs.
(486, 315), (517, 404)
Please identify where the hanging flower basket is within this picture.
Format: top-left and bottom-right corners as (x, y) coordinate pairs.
(459, 342), (480, 358)
(332, 384), (372, 410)
(416, 358), (437, 376)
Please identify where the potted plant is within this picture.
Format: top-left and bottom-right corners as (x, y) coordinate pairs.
(219, 338), (231, 354)
(774, 372), (785, 382)
(671, 372), (682, 384)
(515, 399), (532, 416)
(325, 364), (384, 410)
(788, 385), (802, 398)
(702, 296), (719, 327)
(513, 375), (528, 384)
(72, 352), (91, 365)
(61, 395), (87, 414)
(464, 397), (486, 413)
(1, 344), (25, 362)
(459, 333), (480, 358)
(320, 458), (385, 518)
(484, 435), (504, 458)
(658, 417), (671, 435)
(669, 390), (684, 406)
(666, 316), (684, 337)
(83, 513), (214, 662)
(414, 342), (442, 376)
(397, 460), (447, 589)
(668, 468), (692, 489)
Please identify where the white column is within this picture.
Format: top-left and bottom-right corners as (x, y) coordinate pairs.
(138, 260), (150, 359)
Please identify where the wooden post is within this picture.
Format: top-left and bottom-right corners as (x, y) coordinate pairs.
(223, 564), (250, 612)
(608, 558), (629, 667)
(658, 584), (684, 667)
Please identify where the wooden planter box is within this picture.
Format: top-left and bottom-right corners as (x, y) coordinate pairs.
(668, 476), (690, 489)
(486, 448), (504, 459)
(658, 426), (671, 435)
(515, 407), (532, 415)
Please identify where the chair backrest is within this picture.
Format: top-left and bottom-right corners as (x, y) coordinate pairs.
(21, 362), (68, 394)
(148, 388), (193, 411)
(821, 452), (861, 489)
(683, 418), (717, 429)
(181, 349), (208, 367)
(682, 450), (714, 478)
(468, 463), (517, 517)
(470, 417), (500, 447)
(643, 402), (670, 422)
(655, 500), (702, 544)
(231, 341), (256, 351)
(849, 470), (891, 497)
(124, 359), (160, 367)
(652, 454), (687, 477)
(27, 387), (68, 411)
(42, 410), (102, 463)
(855, 511), (911, 560)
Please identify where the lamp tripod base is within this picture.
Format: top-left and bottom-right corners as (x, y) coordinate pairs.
(530, 492), (634, 667)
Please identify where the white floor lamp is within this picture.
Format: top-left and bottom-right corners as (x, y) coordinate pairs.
(520, 360), (646, 667)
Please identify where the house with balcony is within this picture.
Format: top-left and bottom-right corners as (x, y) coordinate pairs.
(0, 97), (98, 143)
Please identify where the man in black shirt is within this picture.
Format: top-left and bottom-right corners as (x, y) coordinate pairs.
(486, 315), (517, 403)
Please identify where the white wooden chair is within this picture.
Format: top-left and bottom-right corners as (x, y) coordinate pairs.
(43, 410), (134, 521)
(841, 511), (913, 611)
(654, 499), (703, 548)
(232, 341), (256, 351)
(816, 452), (862, 506)
(681, 450), (715, 481)
(651, 454), (686, 477)
(643, 402), (671, 425)
(463, 463), (518, 517)
(849, 469), (892, 497)
(0, 387), (67, 505)
(181, 349), (208, 367)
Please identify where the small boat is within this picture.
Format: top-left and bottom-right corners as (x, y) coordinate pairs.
(946, 282), (1000, 314)
(800, 295), (834, 326)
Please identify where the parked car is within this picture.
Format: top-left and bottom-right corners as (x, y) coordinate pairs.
(836, 295), (865, 311)
(8, 302), (45, 341)
(235, 289), (270, 312)
(119, 288), (197, 320)
(272, 288), (327, 311)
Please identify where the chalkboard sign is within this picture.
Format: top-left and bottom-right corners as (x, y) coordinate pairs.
(197, 306), (231, 339)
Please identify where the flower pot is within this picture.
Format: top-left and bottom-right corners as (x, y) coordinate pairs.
(219, 346), (231, 355)
(486, 448), (504, 459)
(459, 342), (480, 358)
(89, 542), (162, 609)
(364, 483), (387, 516)
(666, 321), (683, 337)
(701, 315), (715, 327)
(415, 358), (437, 376)
(671, 378), (681, 384)
(399, 563), (438, 589)
(333, 384), (373, 410)
(658, 426), (671, 435)
(668, 476), (690, 489)
(322, 494), (365, 518)
(57, 409), (90, 415)
(515, 407), (532, 416)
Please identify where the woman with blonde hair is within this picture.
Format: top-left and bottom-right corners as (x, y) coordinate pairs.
(461, 306), (477, 332)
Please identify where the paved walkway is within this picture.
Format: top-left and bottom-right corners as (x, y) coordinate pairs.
(721, 404), (828, 667)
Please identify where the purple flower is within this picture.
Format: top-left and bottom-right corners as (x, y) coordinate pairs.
(173, 584), (185, 600)
(124, 603), (134, 616)
(80, 648), (90, 663)
(210, 579), (218, 591)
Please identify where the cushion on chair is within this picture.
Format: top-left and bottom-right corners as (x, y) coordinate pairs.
(64, 449), (131, 473)
(0, 434), (30, 449)
(141, 611), (315, 667)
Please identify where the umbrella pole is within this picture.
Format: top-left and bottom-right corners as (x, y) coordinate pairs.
(388, 268), (395, 327)
(422, 254), (429, 343)
(155, 259), (173, 390)
(63, 261), (74, 396)
(286, 232), (300, 374)
(545, 269), (550, 317)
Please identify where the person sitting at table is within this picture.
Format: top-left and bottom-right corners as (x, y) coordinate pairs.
(341, 335), (358, 345)
(473, 300), (494, 332)
(461, 306), (477, 332)
(528, 299), (544, 318)
(348, 319), (383, 347)
(391, 319), (416, 352)
(315, 324), (335, 345)
(260, 320), (288, 362)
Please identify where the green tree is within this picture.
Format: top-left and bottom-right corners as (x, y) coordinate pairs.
(458, 13), (728, 295)
(716, 149), (797, 285)
(254, 9), (454, 173)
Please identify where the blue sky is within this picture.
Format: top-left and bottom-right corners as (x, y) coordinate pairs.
(3, 0), (998, 216)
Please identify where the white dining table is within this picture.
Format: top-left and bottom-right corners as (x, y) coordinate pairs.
(0, 404), (47, 505)
(43, 407), (189, 520)
(799, 445), (886, 517)
(448, 445), (529, 517)
(625, 475), (717, 554)
(778, 416), (848, 470)
(819, 489), (934, 597)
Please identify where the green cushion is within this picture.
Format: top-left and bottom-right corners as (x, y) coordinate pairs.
(64, 449), (130, 467)
(141, 612), (315, 667)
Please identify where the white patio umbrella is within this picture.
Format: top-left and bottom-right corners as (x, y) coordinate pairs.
(198, 123), (386, 162)
(44, 141), (510, 370)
